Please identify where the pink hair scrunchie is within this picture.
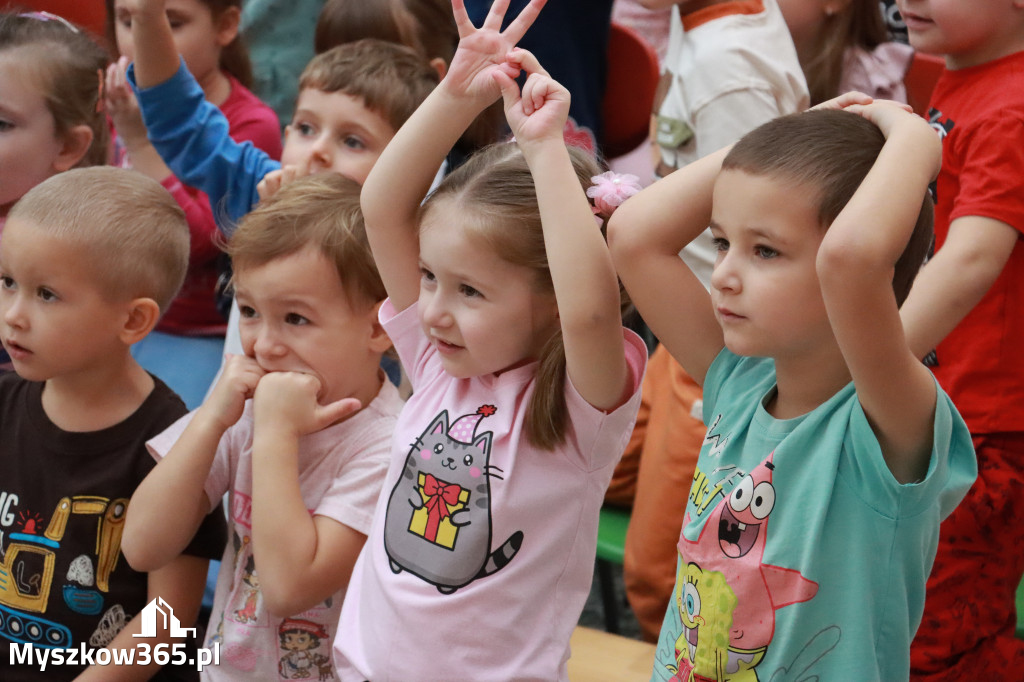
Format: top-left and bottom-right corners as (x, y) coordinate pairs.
(587, 171), (642, 218)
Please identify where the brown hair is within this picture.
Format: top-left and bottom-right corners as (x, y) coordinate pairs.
(314, 0), (457, 65)
(104, 0), (253, 88)
(0, 11), (111, 168)
(9, 167), (189, 312)
(422, 143), (608, 450)
(722, 109), (933, 306)
(313, 0), (500, 153)
(298, 38), (440, 133)
(227, 173), (386, 312)
(801, 0), (889, 105)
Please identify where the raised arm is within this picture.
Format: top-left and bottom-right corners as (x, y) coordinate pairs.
(493, 52), (628, 410)
(249, 372), (363, 616)
(123, 356), (264, 571)
(816, 103), (942, 484)
(607, 147), (727, 387)
(121, 0), (180, 89)
(361, 0), (547, 311)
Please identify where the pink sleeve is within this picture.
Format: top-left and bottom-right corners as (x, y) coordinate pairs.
(146, 409), (235, 512)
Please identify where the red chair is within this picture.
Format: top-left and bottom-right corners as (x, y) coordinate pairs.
(904, 51), (945, 118)
(601, 22), (660, 160)
(14, 1), (109, 47)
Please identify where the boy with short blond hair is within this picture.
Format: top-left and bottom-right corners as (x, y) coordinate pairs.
(122, 173), (402, 681)
(0, 167), (226, 682)
(895, 0), (1024, 677)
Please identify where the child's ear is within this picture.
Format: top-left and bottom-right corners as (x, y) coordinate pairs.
(215, 6), (241, 47)
(52, 125), (94, 173)
(366, 300), (393, 354)
(120, 298), (161, 345)
(429, 58), (448, 80)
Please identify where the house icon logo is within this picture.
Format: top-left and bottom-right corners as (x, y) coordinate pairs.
(132, 597), (197, 638)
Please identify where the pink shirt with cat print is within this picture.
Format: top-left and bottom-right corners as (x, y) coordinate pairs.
(334, 300), (646, 681)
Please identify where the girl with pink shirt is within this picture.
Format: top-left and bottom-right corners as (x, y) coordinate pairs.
(336, 1), (647, 679)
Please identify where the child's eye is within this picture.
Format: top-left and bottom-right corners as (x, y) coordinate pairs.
(292, 122), (315, 137)
(420, 268), (437, 284)
(37, 287), (58, 302)
(342, 136), (366, 150)
(0, 276), (16, 290)
(0, 120), (14, 133)
(238, 305), (257, 319)
(754, 245), (779, 260)
(285, 313), (310, 326)
(459, 284), (482, 298)
(711, 237), (729, 252)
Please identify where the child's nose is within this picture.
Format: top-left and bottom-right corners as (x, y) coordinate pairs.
(1, 295), (27, 329)
(422, 293), (452, 328)
(307, 135), (332, 172)
(253, 325), (286, 358)
(710, 253), (741, 293)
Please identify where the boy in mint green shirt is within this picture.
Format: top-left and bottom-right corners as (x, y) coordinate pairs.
(610, 96), (975, 681)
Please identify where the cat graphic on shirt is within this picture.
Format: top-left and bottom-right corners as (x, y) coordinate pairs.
(383, 406), (522, 593)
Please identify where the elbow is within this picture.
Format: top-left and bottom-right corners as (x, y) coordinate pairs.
(816, 238), (890, 291)
(260, 584), (326, 619)
(607, 210), (640, 272)
(120, 528), (165, 573)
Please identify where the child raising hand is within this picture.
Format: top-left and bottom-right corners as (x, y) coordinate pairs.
(336, 1), (647, 679)
(610, 97), (976, 680)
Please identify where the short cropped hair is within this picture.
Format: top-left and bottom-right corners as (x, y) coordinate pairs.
(298, 38), (439, 133)
(226, 173), (386, 311)
(9, 167), (189, 312)
(722, 109), (933, 306)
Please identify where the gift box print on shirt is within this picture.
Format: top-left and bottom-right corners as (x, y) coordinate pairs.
(383, 405), (523, 593)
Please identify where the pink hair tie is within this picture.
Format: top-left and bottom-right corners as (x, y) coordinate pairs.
(18, 11), (80, 33)
(587, 171), (642, 219)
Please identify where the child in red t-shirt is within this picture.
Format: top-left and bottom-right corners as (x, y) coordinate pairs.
(895, 0), (1024, 678)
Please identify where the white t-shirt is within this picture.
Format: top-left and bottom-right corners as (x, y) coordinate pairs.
(334, 300), (647, 681)
(654, 0), (808, 288)
(148, 380), (403, 681)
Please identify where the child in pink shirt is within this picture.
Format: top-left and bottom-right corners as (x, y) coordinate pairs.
(335, 1), (647, 679)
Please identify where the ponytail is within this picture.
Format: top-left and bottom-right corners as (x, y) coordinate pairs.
(527, 330), (569, 449)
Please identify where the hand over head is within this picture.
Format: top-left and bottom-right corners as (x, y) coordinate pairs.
(443, 0), (547, 106)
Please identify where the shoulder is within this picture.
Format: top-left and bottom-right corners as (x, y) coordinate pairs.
(0, 372), (37, 423)
(222, 75), (282, 129)
(138, 375), (189, 434)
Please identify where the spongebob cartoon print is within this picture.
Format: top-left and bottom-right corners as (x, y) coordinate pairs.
(383, 405), (523, 593)
(665, 454), (819, 681)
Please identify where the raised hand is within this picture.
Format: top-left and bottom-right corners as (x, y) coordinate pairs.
(257, 159), (311, 201)
(443, 0), (547, 105)
(493, 48), (568, 150)
(105, 56), (148, 148)
(252, 372), (361, 438)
